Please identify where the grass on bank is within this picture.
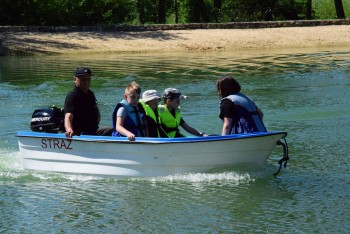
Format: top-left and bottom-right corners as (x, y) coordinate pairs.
(314, 0), (350, 19)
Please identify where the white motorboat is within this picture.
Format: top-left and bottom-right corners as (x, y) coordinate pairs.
(16, 131), (288, 177)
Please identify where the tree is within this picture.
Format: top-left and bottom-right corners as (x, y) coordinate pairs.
(187, 0), (208, 22)
(334, 0), (345, 19)
(306, 0), (312, 19)
(137, 0), (157, 24)
(157, 0), (166, 23)
(174, 0), (179, 23)
(213, 0), (222, 22)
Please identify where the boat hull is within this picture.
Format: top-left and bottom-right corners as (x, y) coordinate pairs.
(17, 131), (287, 177)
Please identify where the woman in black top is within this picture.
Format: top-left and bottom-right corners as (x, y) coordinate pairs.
(217, 75), (266, 135)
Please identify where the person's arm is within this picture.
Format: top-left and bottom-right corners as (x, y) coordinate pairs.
(115, 116), (136, 141)
(180, 122), (206, 137)
(143, 118), (149, 137)
(220, 99), (234, 135)
(115, 109), (136, 141)
(257, 107), (264, 119)
(97, 108), (101, 124)
(222, 117), (233, 136)
(139, 104), (149, 137)
(91, 92), (101, 124)
(65, 113), (74, 138)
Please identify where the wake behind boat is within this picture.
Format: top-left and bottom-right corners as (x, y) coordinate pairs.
(16, 131), (288, 177)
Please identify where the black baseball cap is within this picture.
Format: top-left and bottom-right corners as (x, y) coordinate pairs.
(162, 88), (188, 100)
(74, 67), (92, 77)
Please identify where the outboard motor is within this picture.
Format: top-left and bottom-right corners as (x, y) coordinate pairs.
(30, 106), (65, 133)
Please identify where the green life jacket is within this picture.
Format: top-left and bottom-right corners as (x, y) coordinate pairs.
(140, 101), (168, 138)
(158, 104), (185, 138)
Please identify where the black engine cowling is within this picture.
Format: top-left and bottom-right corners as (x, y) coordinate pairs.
(30, 106), (65, 133)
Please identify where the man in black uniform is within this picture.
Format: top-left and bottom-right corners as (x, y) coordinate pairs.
(64, 67), (100, 137)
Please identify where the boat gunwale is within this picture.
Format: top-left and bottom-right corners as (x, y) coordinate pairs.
(16, 131), (287, 145)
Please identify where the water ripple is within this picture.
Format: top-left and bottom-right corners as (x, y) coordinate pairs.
(1, 47), (350, 233)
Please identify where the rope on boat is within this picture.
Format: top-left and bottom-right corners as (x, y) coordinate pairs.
(273, 138), (289, 176)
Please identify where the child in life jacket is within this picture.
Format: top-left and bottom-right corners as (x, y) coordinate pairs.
(158, 88), (206, 138)
(139, 90), (168, 138)
(112, 81), (148, 141)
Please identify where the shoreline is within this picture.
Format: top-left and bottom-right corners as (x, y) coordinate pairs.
(1, 24), (350, 55)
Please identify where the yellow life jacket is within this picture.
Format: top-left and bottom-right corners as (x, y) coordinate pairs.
(140, 101), (168, 138)
(158, 105), (185, 138)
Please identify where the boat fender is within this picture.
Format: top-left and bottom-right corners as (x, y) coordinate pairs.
(30, 106), (65, 133)
(273, 138), (289, 176)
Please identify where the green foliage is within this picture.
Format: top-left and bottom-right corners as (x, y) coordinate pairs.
(0, 0), (39, 25)
(220, 0), (307, 22)
(186, 0), (209, 23)
(313, 0), (350, 19)
(0, 0), (348, 26)
(0, 0), (137, 26)
(137, 0), (157, 24)
(314, 0), (337, 19)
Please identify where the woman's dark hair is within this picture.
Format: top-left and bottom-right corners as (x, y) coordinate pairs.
(216, 76), (241, 97)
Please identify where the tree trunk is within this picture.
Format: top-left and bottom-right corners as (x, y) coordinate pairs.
(306, 0), (312, 19)
(334, 0), (345, 19)
(157, 0), (166, 23)
(174, 0), (178, 23)
(213, 0), (222, 22)
(188, 0), (208, 22)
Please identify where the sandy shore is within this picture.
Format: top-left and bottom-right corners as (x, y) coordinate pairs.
(2, 25), (350, 54)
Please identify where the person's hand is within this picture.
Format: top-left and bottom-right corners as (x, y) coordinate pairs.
(126, 133), (136, 141)
(65, 128), (74, 138)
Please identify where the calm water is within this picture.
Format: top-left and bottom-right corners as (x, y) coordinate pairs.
(1, 47), (350, 233)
